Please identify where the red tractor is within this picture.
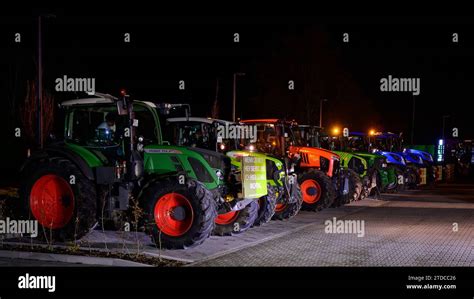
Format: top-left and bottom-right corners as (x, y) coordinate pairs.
(240, 119), (354, 211)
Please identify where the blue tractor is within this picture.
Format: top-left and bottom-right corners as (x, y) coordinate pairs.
(370, 132), (435, 187)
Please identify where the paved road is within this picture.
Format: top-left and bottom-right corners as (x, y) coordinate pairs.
(1, 183), (473, 267)
(193, 184), (474, 266)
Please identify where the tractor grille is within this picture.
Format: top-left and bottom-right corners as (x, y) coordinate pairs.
(320, 156), (330, 174)
(188, 157), (214, 183)
(300, 152), (310, 164)
(349, 157), (365, 175)
(332, 159), (340, 177)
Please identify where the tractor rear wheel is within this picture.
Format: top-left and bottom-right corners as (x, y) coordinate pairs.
(298, 170), (336, 211)
(252, 185), (277, 227)
(143, 178), (216, 249)
(20, 157), (97, 242)
(272, 182), (302, 220)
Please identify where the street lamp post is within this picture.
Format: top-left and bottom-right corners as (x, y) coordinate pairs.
(37, 16), (43, 148)
(232, 72), (245, 122)
(410, 95), (416, 145)
(319, 98), (328, 128)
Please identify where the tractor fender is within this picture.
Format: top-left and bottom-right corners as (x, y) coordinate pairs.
(137, 172), (184, 200)
(20, 145), (95, 181)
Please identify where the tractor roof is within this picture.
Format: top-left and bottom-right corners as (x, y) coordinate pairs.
(350, 131), (367, 136)
(167, 117), (235, 125)
(61, 97), (115, 106)
(241, 119), (297, 125)
(60, 92), (158, 109)
(297, 124), (323, 130)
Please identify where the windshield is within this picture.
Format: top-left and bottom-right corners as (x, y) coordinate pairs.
(65, 104), (127, 148)
(293, 126), (321, 147)
(164, 121), (240, 152)
(240, 123), (298, 155)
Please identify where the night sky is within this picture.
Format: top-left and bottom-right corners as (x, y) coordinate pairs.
(1, 11), (474, 173)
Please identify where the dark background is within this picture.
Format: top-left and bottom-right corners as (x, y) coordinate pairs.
(1, 11), (474, 180)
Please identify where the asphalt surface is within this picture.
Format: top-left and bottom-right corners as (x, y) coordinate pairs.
(1, 183), (473, 267)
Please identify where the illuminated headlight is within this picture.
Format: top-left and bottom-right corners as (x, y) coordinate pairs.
(219, 143), (226, 151)
(248, 144), (255, 151)
(382, 163), (388, 168)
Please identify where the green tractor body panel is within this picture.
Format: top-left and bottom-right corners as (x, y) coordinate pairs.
(65, 142), (105, 168)
(355, 152), (393, 189)
(143, 145), (220, 190)
(332, 150), (368, 177)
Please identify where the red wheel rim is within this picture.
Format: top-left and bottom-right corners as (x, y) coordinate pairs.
(154, 193), (194, 237)
(301, 179), (322, 204)
(215, 211), (239, 225)
(275, 203), (287, 212)
(30, 174), (75, 229)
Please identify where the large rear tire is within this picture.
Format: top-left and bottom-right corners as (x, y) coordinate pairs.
(20, 157), (97, 242)
(298, 170), (336, 211)
(213, 201), (258, 236)
(143, 178), (216, 249)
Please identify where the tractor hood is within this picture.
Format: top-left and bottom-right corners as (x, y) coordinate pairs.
(186, 147), (231, 174)
(398, 151), (424, 165)
(404, 149), (434, 164)
(378, 151), (406, 166)
(290, 146), (339, 161)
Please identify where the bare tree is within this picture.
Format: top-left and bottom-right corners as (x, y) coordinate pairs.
(20, 80), (55, 148)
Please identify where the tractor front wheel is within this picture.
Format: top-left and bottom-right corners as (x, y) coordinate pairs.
(143, 178), (216, 249)
(336, 169), (363, 205)
(252, 185), (277, 227)
(272, 182), (302, 220)
(213, 201), (258, 236)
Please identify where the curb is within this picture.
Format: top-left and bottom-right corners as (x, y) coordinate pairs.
(0, 250), (152, 267)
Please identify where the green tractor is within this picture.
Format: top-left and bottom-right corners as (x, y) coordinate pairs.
(295, 125), (400, 197)
(19, 92), (266, 249)
(330, 130), (400, 195)
(165, 117), (302, 225)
